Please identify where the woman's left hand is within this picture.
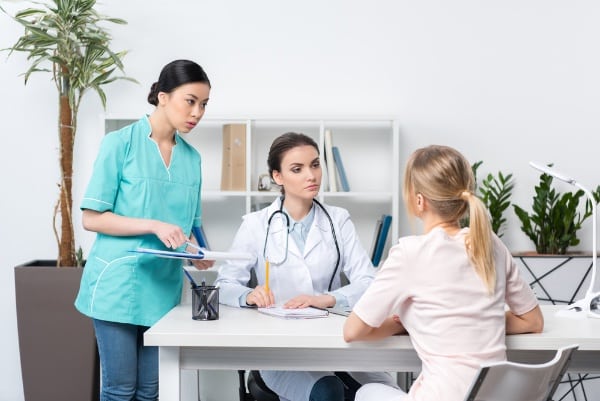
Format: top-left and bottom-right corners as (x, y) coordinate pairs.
(284, 294), (335, 309)
(190, 259), (214, 270)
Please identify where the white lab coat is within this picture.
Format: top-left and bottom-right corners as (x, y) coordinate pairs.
(216, 198), (377, 307)
(216, 198), (396, 401)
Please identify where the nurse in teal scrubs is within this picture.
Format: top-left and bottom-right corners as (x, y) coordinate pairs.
(75, 59), (213, 401)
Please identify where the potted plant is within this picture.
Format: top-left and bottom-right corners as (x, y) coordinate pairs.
(510, 164), (600, 399)
(513, 165), (600, 255)
(2, 0), (135, 267)
(2, 1), (134, 400)
(512, 164), (600, 307)
(462, 161), (514, 238)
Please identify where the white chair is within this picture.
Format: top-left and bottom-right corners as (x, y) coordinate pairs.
(464, 344), (578, 401)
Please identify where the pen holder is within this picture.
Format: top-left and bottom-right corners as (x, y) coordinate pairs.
(191, 285), (219, 321)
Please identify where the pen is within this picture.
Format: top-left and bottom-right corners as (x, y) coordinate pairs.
(183, 268), (198, 288)
(265, 258), (270, 292)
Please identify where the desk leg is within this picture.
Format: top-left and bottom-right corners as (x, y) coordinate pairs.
(159, 346), (180, 401)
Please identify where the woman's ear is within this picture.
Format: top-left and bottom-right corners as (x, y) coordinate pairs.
(416, 193), (425, 213)
(272, 170), (283, 186)
(157, 91), (168, 106)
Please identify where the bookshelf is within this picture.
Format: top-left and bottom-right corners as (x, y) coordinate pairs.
(104, 116), (401, 261)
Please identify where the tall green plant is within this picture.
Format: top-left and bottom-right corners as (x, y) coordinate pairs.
(513, 166), (600, 254)
(462, 161), (514, 237)
(2, 0), (135, 267)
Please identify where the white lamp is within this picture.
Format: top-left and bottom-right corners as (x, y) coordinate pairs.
(529, 162), (599, 318)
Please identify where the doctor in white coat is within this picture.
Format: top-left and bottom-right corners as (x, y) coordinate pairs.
(215, 132), (397, 401)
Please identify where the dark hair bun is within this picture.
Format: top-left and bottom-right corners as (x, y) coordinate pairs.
(147, 82), (159, 106)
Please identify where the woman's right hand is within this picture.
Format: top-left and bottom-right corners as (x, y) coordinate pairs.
(153, 221), (188, 249)
(246, 285), (275, 308)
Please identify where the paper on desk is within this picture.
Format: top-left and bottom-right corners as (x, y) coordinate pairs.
(130, 248), (253, 261)
(258, 306), (329, 319)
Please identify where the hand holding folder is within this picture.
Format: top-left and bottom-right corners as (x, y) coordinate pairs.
(130, 242), (252, 261)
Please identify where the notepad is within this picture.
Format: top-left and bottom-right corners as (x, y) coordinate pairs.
(258, 306), (329, 319)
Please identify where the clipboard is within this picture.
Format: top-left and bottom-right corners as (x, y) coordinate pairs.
(130, 242), (252, 261)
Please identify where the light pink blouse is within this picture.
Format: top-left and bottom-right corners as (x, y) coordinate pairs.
(353, 227), (538, 401)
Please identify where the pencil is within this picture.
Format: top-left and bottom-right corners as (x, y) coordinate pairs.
(265, 258), (270, 292)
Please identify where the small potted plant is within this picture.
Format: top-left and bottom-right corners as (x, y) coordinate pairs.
(2, 1), (135, 400)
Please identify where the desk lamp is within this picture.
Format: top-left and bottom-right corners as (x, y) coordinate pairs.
(529, 162), (600, 318)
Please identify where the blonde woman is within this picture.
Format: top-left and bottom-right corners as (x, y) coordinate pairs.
(344, 145), (543, 401)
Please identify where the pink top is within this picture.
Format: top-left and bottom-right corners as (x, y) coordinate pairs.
(353, 227), (538, 401)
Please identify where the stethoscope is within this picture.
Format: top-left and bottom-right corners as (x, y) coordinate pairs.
(263, 197), (341, 292)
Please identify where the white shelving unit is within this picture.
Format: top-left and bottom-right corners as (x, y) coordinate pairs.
(104, 116), (401, 262)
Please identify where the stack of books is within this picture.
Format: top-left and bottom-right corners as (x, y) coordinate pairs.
(370, 214), (392, 267)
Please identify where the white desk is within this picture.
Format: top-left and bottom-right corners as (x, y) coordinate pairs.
(145, 305), (600, 400)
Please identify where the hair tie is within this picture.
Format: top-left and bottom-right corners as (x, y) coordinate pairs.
(461, 191), (471, 200)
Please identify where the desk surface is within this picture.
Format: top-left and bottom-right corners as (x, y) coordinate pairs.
(145, 304), (600, 400)
(145, 304), (600, 351)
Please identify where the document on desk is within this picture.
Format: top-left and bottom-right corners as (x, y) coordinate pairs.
(258, 306), (329, 319)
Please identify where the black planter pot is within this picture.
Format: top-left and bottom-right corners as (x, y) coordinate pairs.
(14, 261), (99, 401)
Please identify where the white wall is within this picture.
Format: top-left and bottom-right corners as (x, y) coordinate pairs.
(2, 1), (600, 400)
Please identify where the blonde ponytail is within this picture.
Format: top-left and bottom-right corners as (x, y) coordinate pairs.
(462, 191), (496, 294)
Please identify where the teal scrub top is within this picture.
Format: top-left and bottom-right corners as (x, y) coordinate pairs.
(75, 116), (202, 327)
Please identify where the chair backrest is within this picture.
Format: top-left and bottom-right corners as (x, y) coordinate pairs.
(246, 370), (279, 401)
(464, 344), (578, 401)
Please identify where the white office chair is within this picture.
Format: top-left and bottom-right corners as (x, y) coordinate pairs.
(464, 344), (578, 401)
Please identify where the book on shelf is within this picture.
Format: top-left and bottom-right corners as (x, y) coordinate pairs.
(324, 129), (337, 192)
(369, 219), (383, 262)
(371, 214), (392, 267)
(331, 146), (350, 192)
(221, 123), (246, 191)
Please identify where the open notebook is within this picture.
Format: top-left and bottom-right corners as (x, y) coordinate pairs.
(258, 306), (329, 319)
